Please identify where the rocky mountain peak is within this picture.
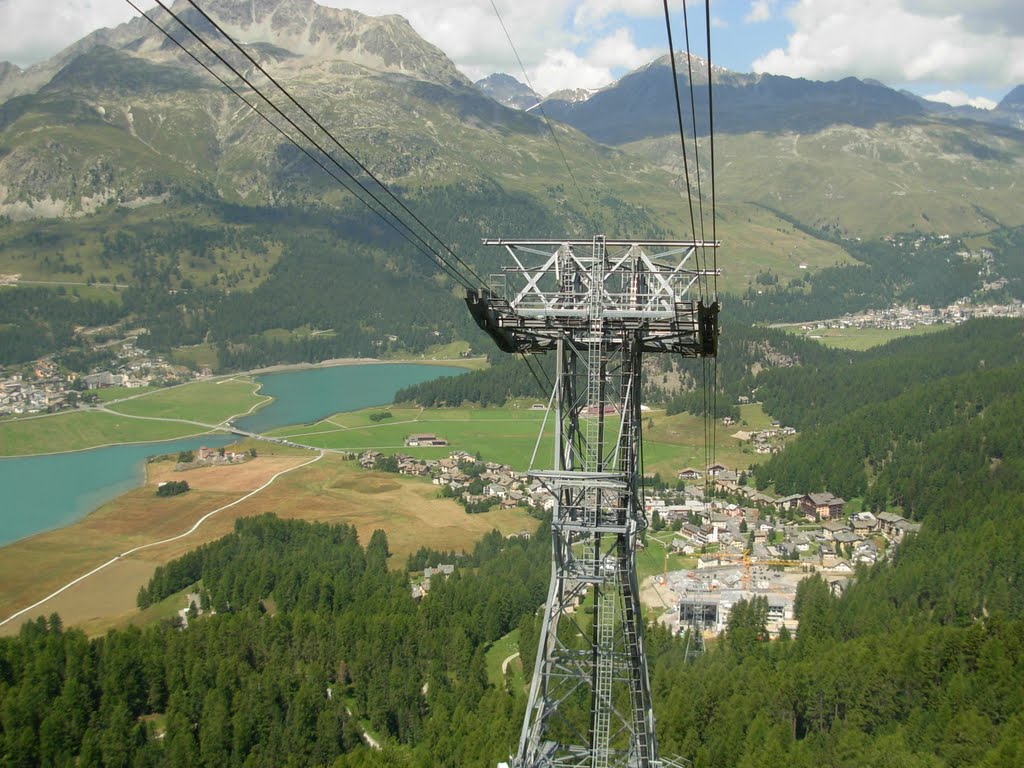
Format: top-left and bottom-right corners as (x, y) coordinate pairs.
(647, 51), (737, 85)
(998, 85), (1024, 111)
(545, 87), (597, 104)
(166, 0), (468, 86)
(475, 73), (539, 110)
(4, 0), (469, 100)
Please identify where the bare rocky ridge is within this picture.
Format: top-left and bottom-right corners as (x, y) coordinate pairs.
(996, 85), (1024, 129)
(474, 73), (539, 110)
(0, 0), (556, 216)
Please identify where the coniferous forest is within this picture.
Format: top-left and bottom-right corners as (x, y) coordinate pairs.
(4, 319), (1024, 767)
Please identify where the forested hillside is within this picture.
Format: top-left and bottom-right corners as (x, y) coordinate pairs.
(393, 354), (554, 407)
(0, 287), (122, 366)
(753, 318), (1024, 431)
(6, 314), (1024, 766)
(394, 322), (839, 414)
(728, 223), (1024, 324)
(5, 355), (1024, 767)
(0, 182), (584, 368)
(645, 319), (1024, 767)
(0, 515), (548, 767)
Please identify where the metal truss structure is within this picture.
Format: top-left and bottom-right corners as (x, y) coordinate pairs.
(467, 237), (719, 768)
(683, 621), (706, 664)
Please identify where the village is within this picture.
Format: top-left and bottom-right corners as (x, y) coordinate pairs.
(652, 463), (921, 640)
(796, 297), (1024, 336)
(358, 442), (921, 636)
(0, 339), (209, 416)
(359, 447), (546, 515)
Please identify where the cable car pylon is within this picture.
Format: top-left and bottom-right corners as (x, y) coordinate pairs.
(468, 236), (719, 768)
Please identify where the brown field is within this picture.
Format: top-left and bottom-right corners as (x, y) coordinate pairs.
(146, 456), (305, 494)
(0, 453), (534, 636)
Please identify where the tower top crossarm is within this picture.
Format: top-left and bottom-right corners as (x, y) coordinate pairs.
(467, 237), (720, 358)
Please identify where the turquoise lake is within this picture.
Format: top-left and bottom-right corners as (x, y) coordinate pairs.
(236, 363), (464, 433)
(0, 363), (464, 548)
(0, 434), (233, 549)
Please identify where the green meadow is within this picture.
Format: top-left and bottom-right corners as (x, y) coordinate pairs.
(4, 371), (766, 475)
(774, 323), (946, 351)
(105, 378), (268, 424)
(270, 405), (556, 469)
(1, 378), (265, 456)
(271, 401), (767, 475)
(0, 411), (212, 457)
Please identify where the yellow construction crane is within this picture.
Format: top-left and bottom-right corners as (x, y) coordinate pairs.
(717, 549), (798, 584)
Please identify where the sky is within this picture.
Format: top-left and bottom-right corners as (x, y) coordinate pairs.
(0, 0), (1021, 108)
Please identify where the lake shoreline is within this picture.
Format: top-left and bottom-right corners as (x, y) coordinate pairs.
(239, 355), (485, 376)
(0, 364), (466, 549)
(0, 451), (320, 635)
(0, 427), (224, 461)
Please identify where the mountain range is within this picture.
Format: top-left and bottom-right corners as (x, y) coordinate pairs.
(478, 53), (1023, 138)
(0, 0), (1022, 369)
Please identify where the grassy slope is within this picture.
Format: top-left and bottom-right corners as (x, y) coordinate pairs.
(637, 534), (697, 583)
(485, 628), (524, 691)
(95, 386), (160, 402)
(623, 123), (1024, 239)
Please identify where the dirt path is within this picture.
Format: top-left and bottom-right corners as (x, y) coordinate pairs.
(502, 651), (521, 675)
(344, 707), (381, 750)
(0, 452), (324, 630)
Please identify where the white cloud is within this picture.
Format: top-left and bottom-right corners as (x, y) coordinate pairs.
(744, 1), (773, 24)
(530, 49), (612, 93)
(586, 27), (659, 71)
(505, 28), (658, 94)
(924, 90), (998, 110)
(573, 0), (664, 28)
(752, 0), (1024, 89)
(902, 0), (1024, 36)
(0, 0), (138, 67)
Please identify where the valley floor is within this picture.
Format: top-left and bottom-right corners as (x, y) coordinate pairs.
(0, 452), (534, 636)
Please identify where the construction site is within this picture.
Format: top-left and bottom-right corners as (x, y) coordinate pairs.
(668, 563), (807, 638)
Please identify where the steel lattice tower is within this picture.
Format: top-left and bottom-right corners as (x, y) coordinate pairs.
(467, 236), (719, 768)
